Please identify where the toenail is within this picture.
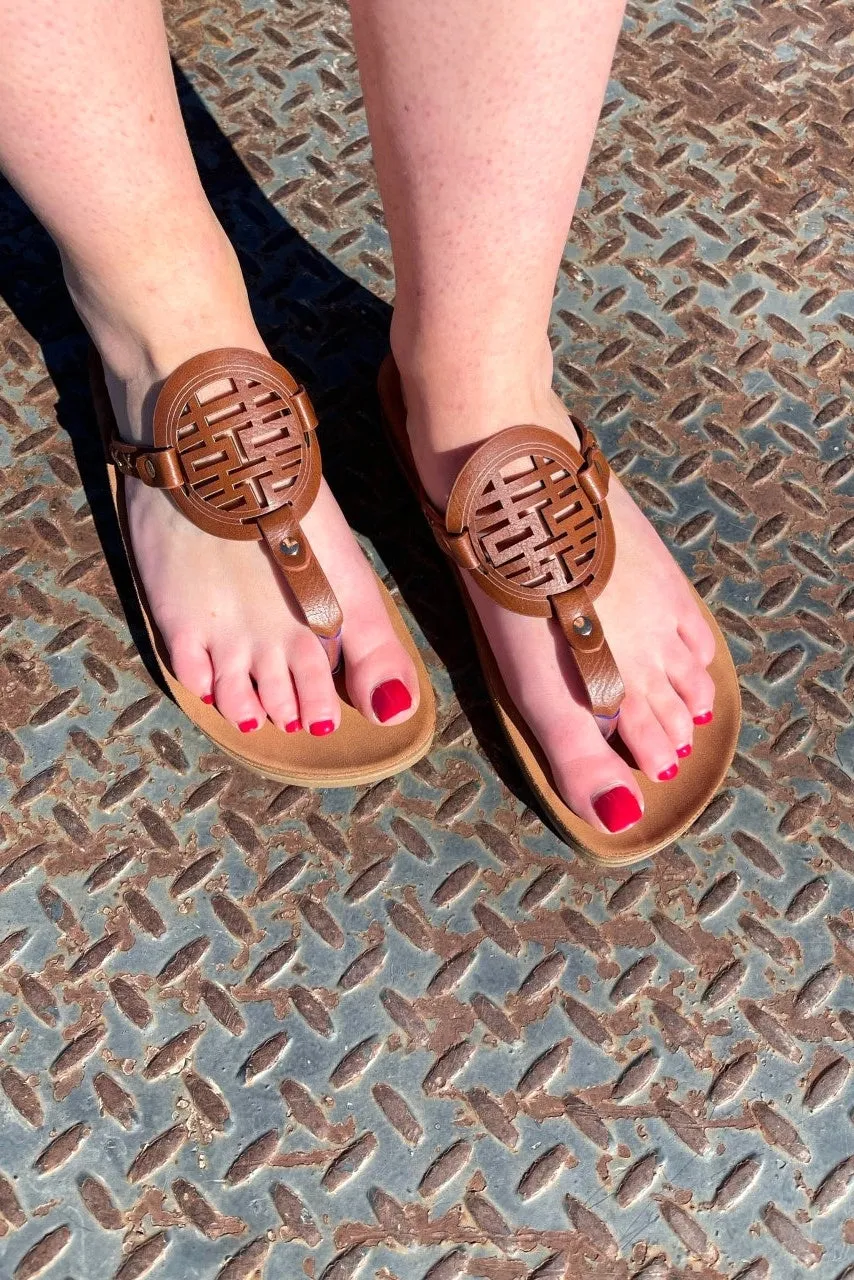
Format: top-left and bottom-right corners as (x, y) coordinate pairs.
(285, 719), (302, 734)
(694, 710), (713, 725)
(658, 764), (679, 781)
(238, 718), (258, 733)
(201, 694), (214, 705)
(676, 744), (692, 758)
(592, 786), (643, 834)
(310, 719), (335, 736)
(371, 678), (412, 723)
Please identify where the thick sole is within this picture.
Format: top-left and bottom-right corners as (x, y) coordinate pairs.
(378, 353), (741, 867)
(92, 353), (436, 789)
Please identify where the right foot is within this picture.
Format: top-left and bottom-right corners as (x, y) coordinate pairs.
(72, 252), (421, 738)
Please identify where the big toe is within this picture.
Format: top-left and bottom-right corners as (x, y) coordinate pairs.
(539, 706), (644, 834)
(301, 481), (420, 728)
(343, 605), (419, 727)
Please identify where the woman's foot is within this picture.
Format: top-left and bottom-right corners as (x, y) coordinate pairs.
(122, 470), (420, 737)
(71, 248), (420, 737)
(397, 339), (717, 835)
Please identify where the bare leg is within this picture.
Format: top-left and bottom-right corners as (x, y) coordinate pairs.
(351, 0), (717, 832)
(0, 0), (419, 735)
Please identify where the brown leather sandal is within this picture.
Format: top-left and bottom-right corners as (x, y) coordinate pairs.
(378, 354), (740, 866)
(91, 347), (434, 786)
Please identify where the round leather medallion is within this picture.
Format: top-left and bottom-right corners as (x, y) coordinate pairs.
(448, 426), (610, 611)
(152, 349), (321, 541)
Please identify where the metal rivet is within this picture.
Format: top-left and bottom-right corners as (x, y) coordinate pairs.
(144, 458), (156, 479)
(573, 615), (593, 636)
(279, 538), (300, 557)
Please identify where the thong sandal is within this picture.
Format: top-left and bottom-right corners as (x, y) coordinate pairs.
(91, 347), (435, 786)
(378, 355), (740, 866)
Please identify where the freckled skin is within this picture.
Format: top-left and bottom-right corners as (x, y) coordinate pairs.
(351, 0), (717, 830)
(0, 0), (419, 737)
(0, 0), (715, 830)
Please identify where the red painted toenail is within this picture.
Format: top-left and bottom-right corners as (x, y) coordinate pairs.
(201, 694), (214, 705)
(593, 786), (643, 833)
(285, 719), (302, 734)
(310, 719), (335, 736)
(676, 744), (692, 758)
(238, 719), (258, 733)
(594, 783), (640, 834)
(371, 678), (412, 723)
(694, 711), (713, 725)
(658, 764), (679, 781)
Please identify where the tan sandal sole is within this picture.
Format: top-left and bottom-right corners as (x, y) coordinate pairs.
(93, 355), (435, 788)
(378, 354), (740, 866)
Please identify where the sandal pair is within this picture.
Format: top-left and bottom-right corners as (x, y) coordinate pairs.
(95, 345), (740, 867)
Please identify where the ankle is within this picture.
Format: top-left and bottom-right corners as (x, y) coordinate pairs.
(63, 225), (260, 390)
(391, 327), (564, 506)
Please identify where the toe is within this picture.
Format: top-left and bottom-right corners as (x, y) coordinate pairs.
(300, 479), (419, 728)
(290, 633), (340, 736)
(646, 667), (695, 760)
(472, 598), (644, 834)
(210, 647), (267, 732)
(319, 520), (419, 726)
(169, 630), (215, 704)
(368, 673), (416, 724)
(618, 687), (681, 783)
(666, 641), (716, 725)
(343, 605), (419, 727)
(540, 709), (645, 833)
(253, 646), (300, 732)
(677, 607), (717, 669)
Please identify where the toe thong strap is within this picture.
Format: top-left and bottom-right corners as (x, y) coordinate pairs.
(258, 507), (343, 671)
(552, 587), (624, 721)
(428, 418), (625, 726)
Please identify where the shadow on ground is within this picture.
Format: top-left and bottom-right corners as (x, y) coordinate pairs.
(0, 63), (527, 796)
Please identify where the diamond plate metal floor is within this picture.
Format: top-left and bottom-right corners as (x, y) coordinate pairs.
(0, 2), (853, 1278)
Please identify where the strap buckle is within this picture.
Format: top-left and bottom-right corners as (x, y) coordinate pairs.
(110, 438), (181, 488)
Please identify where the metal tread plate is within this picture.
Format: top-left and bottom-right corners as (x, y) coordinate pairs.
(0, 1), (852, 1277)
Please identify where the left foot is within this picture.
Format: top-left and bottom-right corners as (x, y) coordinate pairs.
(397, 341), (717, 834)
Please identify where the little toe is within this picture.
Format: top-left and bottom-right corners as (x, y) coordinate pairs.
(253, 646), (299, 732)
(290, 634), (340, 736)
(170, 631), (215, 704)
(618, 689), (681, 783)
(666, 643), (716, 725)
(211, 650), (267, 732)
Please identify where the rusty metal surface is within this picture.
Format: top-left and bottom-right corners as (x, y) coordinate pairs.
(0, 0), (853, 1276)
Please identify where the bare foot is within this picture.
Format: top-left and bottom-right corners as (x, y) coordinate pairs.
(89, 318), (420, 738)
(402, 349), (716, 835)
